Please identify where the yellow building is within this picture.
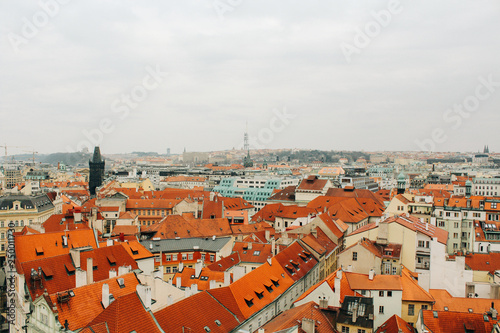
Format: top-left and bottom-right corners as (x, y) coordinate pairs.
(0, 194), (55, 265)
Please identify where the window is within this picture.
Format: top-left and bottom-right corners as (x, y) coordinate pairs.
(166, 255), (171, 261)
(422, 305), (428, 310)
(166, 266), (171, 273)
(387, 291), (392, 297)
(408, 304), (415, 316)
(352, 252), (357, 261)
(454, 222), (459, 228)
(379, 306), (384, 314)
(453, 233), (458, 239)
(172, 254), (178, 261)
(342, 326), (350, 333)
(201, 253), (206, 261)
(358, 330), (366, 333)
(210, 254), (215, 262)
(379, 291), (384, 297)
(188, 253), (193, 260)
(0, 233), (4, 240)
(438, 221), (445, 227)
(392, 267), (397, 275)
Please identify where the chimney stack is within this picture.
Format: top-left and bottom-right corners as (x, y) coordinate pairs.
(136, 284), (152, 309)
(178, 262), (184, 272)
(195, 260), (203, 278)
(102, 283), (110, 308)
(109, 269), (117, 279)
(176, 277), (182, 288)
(224, 271), (231, 286)
(265, 230), (270, 242)
(301, 318), (315, 333)
(70, 248), (81, 269)
(86, 257), (94, 285)
(368, 269), (374, 281)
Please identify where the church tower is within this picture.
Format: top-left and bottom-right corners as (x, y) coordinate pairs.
(89, 146), (105, 196)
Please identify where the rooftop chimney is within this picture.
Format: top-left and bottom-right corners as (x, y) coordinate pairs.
(368, 269), (375, 281)
(319, 298), (328, 309)
(301, 318), (315, 333)
(224, 271), (231, 286)
(491, 302), (498, 320)
(86, 257), (94, 285)
(209, 280), (217, 289)
(179, 262), (184, 272)
(136, 284), (152, 309)
(102, 283), (110, 308)
(75, 268), (86, 288)
(265, 230), (270, 242)
(195, 260), (203, 278)
(70, 248), (81, 269)
(176, 277), (182, 288)
(109, 269), (117, 279)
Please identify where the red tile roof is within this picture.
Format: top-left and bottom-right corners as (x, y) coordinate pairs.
(375, 314), (415, 333)
(232, 242), (273, 264)
(43, 214), (90, 233)
(260, 301), (337, 333)
(153, 291), (241, 332)
(345, 272), (403, 291)
(401, 267), (434, 303)
(207, 253), (241, 271)
(421, 309), (498, 333)
(297, 176), (329, 192)
(49, 273), (140, 331)
(173, 267), (228, 290)
(430, 289), (500, 313)
(86, 292), (162, 333)
(15, 229), (98, 264)
(465, 252), (500, 274)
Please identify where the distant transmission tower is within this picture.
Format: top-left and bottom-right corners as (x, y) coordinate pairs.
(243, 121), (249, 151)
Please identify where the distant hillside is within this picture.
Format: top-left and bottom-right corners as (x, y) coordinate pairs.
(1, 152), (92, 166)
(40, 152), (92, 166)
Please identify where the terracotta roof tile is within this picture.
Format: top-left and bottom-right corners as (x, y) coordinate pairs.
(86, 292), (162, 333)
(49, 273), (140, 331)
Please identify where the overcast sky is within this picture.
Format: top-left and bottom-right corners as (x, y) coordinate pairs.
(1, 1), (499, 154)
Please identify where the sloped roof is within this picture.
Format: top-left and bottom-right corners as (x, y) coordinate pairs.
(15, 229), (98, 264)
(260, 301), (337, 333)
(267, 186), (297, 202)
(43, 214), (90, 233)
(232, 242), (273, 264)
(375, 314), (415, 333)
(421, 309), (498, 333)
(153, 291), (241, 332)
(173, 267), (227, 290)
(49, 273), (140, 331)
(345, 272), (403, 291)
(465, 252), (500, 274)
(297, 176), (329, 192)
(430, 289), (500, 313)
(141, 215), (233, 239)
(207, 253), (241, 272)
(401, 267), (434, 303)
(86, 292), (162, 333)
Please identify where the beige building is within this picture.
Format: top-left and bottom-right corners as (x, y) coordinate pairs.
(0, 194), (55, 265)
